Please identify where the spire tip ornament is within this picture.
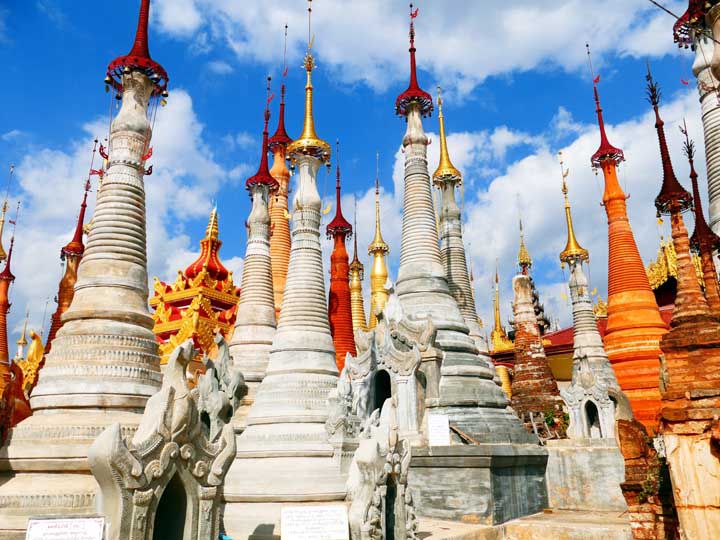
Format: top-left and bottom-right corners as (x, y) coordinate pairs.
(395, 3), (433, 117)
(558, 151), (589, 266)
(433, 86), (462, 183)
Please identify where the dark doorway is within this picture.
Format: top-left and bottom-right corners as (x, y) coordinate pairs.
(585, 400), (602, 438)
(372, 370), (392, 414)
(153, 472), (187, 540)
(385, 476), (397, 540)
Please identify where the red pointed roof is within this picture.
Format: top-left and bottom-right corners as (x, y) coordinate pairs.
(590, 81), (625, 168)
(247, 81), (279, 191)
(673, 1), (707, 48)
(268, 83), (293, 150)
(0, 238), (15, 282)
(395, 4), (433, 118)
(648, 70), (693, 216)
(106, 0), (168, 96)
(184, 210), (229, 281)
(62, 181), (90, 258)
(327, 143), (352, 238)
(684, 132), (720, 251)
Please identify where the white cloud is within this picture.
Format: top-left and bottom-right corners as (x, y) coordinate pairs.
(7, 89), (237, 343)
(207, 60), (234, 75)
(1, 130), (23, 142)
(154, 0), (686, 95)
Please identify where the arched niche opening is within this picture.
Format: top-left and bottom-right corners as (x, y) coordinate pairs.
(584, 400), (602, 439)
(372, 369), (392, 415)
(153, 472), (188, 540)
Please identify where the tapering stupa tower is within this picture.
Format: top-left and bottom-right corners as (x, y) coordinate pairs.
(368, 157), (390, 329)
(511, 226), (563, 420)
(590, 76), (667, 431)
(223, 4), (345, 535)
(228, 79), (278, 429)
(558, 153), (620, 393)
(683, 126), (720, 314)
(268, 28), (294, 319)
(0, 0), (167, 531)
(433, 87), (487, 352)
(674, 17), (720, 233)
(649, 71), (720, 537)
(393, 5), (526, 440)
(349, 199), (368, 332)
(45, 175), (91, 354)
(326, 141), (355, 371)
(492, 265), (514, 396)
(0, 231), (31, 443)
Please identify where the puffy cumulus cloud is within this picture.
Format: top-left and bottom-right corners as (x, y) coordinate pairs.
(207, 60), (234, 75)
(7, 89), (237, 345)
(154, 0), (685, 94)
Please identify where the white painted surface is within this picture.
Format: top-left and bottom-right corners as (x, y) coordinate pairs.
(427, 414), (450, 446)
(280, 505), (349, 540)
(26, 517), (104, 540)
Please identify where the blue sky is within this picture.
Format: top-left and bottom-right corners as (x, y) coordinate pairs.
(0, 0), (707, 348)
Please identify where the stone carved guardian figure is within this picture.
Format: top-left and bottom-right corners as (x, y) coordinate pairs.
(347, 397), (418, 540)
(89, 338), (241, 540)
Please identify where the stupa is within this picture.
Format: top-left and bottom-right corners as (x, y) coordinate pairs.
(367, 156), (390, 329)
(223, 5), (346, 535)
(0, 0), (168, 532)
(349, 200), (368, 332)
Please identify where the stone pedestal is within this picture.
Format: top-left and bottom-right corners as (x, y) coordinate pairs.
(407, 444), (548, 525)
(544, 439), (626, 512)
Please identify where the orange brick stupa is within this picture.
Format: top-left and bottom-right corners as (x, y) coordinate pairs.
(590, 77), (668, 431)
(268, 43), (293, 320)
(326, 142), (355, 371)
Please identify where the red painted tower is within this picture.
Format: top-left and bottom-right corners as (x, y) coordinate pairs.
(326, 141), (355, 371)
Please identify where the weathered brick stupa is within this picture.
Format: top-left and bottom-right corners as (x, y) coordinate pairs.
(349, 200), (368, 332)
(268, 36), (293, 320)
(223, 7), (346, 535)
(648, 71), (720, 538)
(367, 156), (390, 330)
(227, 79), (278, 431)
(0, 0), (168, 533)
(327, 142), (356, 372)
(590, 75), (668, 431)
(433, 87), (487, 354)
(510, 231), (564, 423)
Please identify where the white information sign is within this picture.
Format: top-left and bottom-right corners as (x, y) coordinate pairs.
(281, 504), (349, 540)
(427, 413), (451, 446)
(26, 517), (104, 540)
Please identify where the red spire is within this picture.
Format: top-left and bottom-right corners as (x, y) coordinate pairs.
(247, 78), (279, 191)
(648, 69), (693, 216)
(0, 237), (15, 283)
(327, 141), (352, 239)
(683, 127), (720, 251)
(184, 209), (229, 281)
(106, 0), (168, 96)
(395, 3), (433, 118)
(62, 181), (90, 258)
(590, 81), (625, 168)
(268, 83), (293, 150)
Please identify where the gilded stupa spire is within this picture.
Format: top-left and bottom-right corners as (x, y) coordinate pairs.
(349, 197), (368, 332)
(433, 86), (461, 183)
(287, 1), (330, 165)
(558, 151), (589, 266)
(14, 309), (28, 361)
(491, 261), (513, 354)
(518, 218), (532, 274)
(368, 153), (390, 329)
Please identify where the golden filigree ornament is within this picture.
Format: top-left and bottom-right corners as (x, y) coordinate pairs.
(646, 238), (703, 291)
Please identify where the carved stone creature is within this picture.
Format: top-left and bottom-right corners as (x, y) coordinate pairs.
(89, 338), (242, 540)
(347, 397), (418, 540)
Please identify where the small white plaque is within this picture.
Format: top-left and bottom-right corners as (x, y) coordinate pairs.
(281, 504), (349, 540)
(427, 414), (451, 446)
(26, 517), (104, 540)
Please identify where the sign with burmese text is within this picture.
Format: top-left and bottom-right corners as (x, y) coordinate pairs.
(281, 504), (349, 540)
(427, 413), (451, 446)
(26, 517), (104, 540)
